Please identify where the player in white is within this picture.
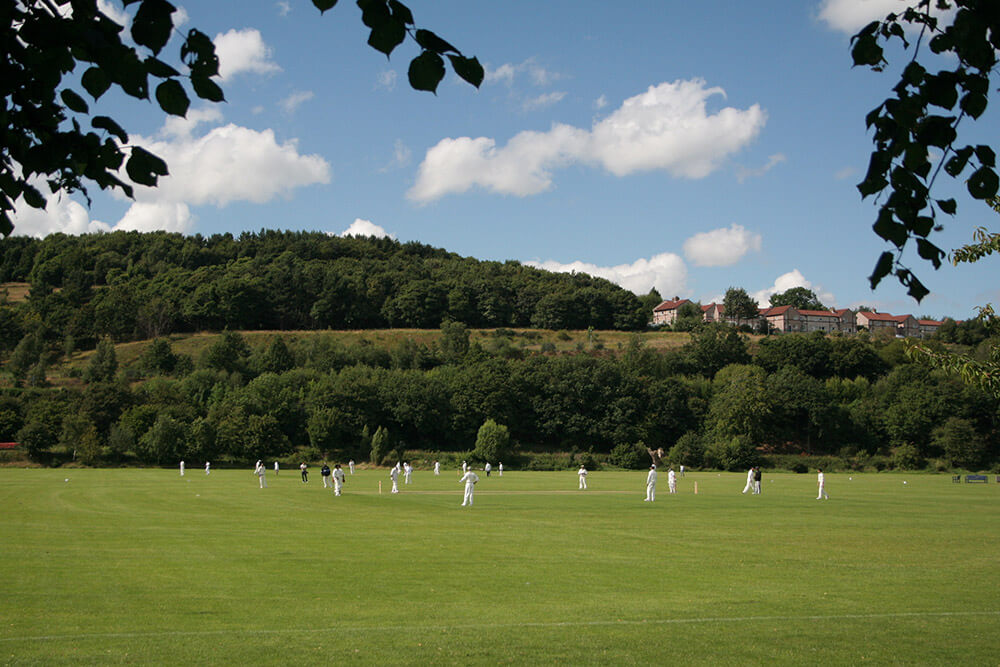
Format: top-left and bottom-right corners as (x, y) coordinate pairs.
(404, 462), (412, 484)
(179, 460), (184, 476)
(434, 461), (440, 475)
(205, 461), (210, 475)
(742, 467), (754, 494)
(817, 468), (829, 500)
(679, 465), (685, 477)
(644, 465), (657, 502)
(274, 461), (279, 475)
(460, 469), (479, 506)
(333, 464), (346, 496)
(461, 460), (468, 474)
(578, 465), (588, 489)
(348, 459), (355, 474)
(389, 466), (400, 494)
(668, 467), (677, 494)
(255, 461), (267, 488)
(498, 462), (503, 476)
(484, 462), (492, 477)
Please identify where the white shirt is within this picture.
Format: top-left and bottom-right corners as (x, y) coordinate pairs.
(578, 468), (587, 477)
(647, 469), (657, 485)
(818, 472), (825, 485)
(485, 463), (491, 472)
(460, 471), (479, 486)
(668, 470), (676, 483)
(390, 468), (399, 480)
(333, 468), (345, 483)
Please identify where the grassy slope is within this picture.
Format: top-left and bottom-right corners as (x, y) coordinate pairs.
(1, 469), (997, 664)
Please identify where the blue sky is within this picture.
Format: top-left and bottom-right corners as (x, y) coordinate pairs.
(12, 0), (999, 320)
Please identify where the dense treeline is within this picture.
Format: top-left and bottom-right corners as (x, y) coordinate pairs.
(2, 325), (997, 471)
(0, 230), (652, 355)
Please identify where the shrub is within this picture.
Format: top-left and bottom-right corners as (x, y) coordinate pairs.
(891, 443), (923, 471)
(474, 419), (511, 462)
(609, 442), (646, 469)
(668, 432), (704, 468)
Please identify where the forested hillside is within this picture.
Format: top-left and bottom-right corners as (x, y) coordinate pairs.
(0, 230), (650, 356)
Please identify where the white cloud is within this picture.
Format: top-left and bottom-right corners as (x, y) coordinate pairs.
(834, 166), (857, 180)
(338, 219), (395, 239)
(171, 5), (188, 28)
(522, 91), (566, 111)
(214, 28), (281, 80)
(683, 224), (762, 267)
(751, 269), (836, 307)
(10, 193), (112, 237)
(736, 153), (786, 183)
(484, 59), (559, 87)
(484, 63), (516, 86)
(408, 79), (766, 202)
(817, 0), (950, 35)
(277, 1), (291, 17)
(97, 0), (130, 27)
(12, 110), (330, 235)
(376, 70), (397, 91)
(525, 252), (688, 297)
(280, 90), (314, 113)
(594, 95), (608, 110)
(380, 139), (412, 172)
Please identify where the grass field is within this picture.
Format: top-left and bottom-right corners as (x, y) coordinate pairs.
(1, 468), (997, 665)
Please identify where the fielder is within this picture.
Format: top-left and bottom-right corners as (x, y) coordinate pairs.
(300, 462), (308, 483)
(255, 461), (267, 488)
(179, 460), (184, 476)
(321, 462), (332, 488)
(817, 468), (829, 500)
(274, 461), (279, 475)
(205, 461), (210, 475)
(498, 462), (503, 476)
(333, 464), (346, 496)
(485, 462), (492, 477)
(668, 467), (676, 493)
(645, 465), (657, 502)
(434, 461), (440, 475)
(742, 467), (754, 494)
(460, 469), (479, 506)
(390, 466), (400, 494)
(349, 459), (355, 475)
(404, 462), (412, 484)
(578, 465), (588, 490)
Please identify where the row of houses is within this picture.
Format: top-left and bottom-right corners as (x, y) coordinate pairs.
(652, 298), (944, 338)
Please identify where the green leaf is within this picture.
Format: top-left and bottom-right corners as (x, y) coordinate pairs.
(960, 92), (988, 119)
(60, 89), (89, 114)
(916, 239), (944, 267)
(923, 72), (958, 110)
(873, 209), (908, 247)
(936, 198), (957, 215)
(388, 0), (414, 25)
(0, 214), (12, 237)
(967, 167), (999, 200)
(869, 251), (894, 289)
(913, 216), (934, 237)
(357, 0), (390, 28)
(367, 18), (406, 56)
(92, 116), (129, 144)
(850, 33), (883, 67)
(447, 55), (484, 88)
(145, 57), (180, 79)
(415, 29), (458, 55)
(944, 146), (973, 177)
(82, 67), (112, 100)
(408, 51), (445, 93)
(155, 79), (190, 116)
(191, 75), (225, 103)
(900, 270), (929, 302)
(974, 145), (996, 168)
(21, 184), (46, 210)
(182, 29), (220, 78)
(126, 146), (169, 187)
(131, 0), (176, 55)
(915, 115), (957, 149)
(312, 0), (338, 12)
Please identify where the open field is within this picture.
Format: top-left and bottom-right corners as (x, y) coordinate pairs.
(1, 469), (997, 664)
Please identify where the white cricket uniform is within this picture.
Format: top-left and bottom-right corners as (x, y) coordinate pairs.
(434, 462), (440, 475)
(333, 467), (345, 496)
(645, 468), (657, 501)
(461, 461), (468, 473)
(404, 464), (412, 484)
(180, 461), (184, 476)
(256, 464), (267, 488)
(742, 468), (754, 494)
(349, 460), (355, 474)
(817, 472), (828, 499)
(668, 469), (676, 493)
(390, 467), (399, 493)
(498, 463), (503, 476)
(460, 471), (479, 506)
(274, 462), (279, 475)
(578, 467), (588, 489)
(205, 462), (210, 475)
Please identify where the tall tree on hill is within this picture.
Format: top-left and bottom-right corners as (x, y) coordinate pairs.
(769, 287), (825, 311)
(722, 287), (759, 328)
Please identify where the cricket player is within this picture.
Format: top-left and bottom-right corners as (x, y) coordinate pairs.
(333, 464), (346, 496)
(754, 467), (762, 495)
(321, 462), (332, 488)
(460, 469), (479, 506)
(205, 461), (210, 475)
(404, 462), (412, 484)
(742, 467), (754, 494)
(300, 462), (308, 483)
(498, 462), (503, 476)
(255, 461), (267, 488)
(274, 461), (279, 475)
(461, 460), (468, 474)
(390, 465), (399, 493)
(348, 459), (355, 474)
(578, 465), (588, 489)
(179, 460), (184, 476)
(668, 467), (676, 493)
(434, 461), (440, 475)
(817, 468), (829, 499)
(485, 462), (492, 477)
(645, 465), (657, 501)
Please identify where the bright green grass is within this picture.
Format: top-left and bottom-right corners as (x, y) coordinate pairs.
(1, 468), (997, 665)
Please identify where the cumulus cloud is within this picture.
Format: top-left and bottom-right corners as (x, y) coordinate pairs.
(277, 1), (291, 17)
(12, 110), (330, 235)
(683, 224), (762, 267)
(214, 28), (281, 80)
(408, 79), (766, 202)
(376, 70), (397, 91)
(524, 252), (688, 297)
(736, 153), (786, 183)
(594, 95), (608, 110)
(818, 0), (949, 35)
(522, 91), (566, 111)
(280, 90), (314, 113)
(751, 269), (836, 307)
(97, 0), (130, 27)
(11, 192), (112, 237)
(338, 218), (395, 239)
(484, 59), (560, 87)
